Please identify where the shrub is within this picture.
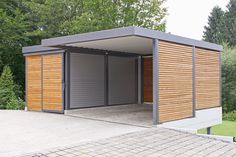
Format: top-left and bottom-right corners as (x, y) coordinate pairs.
(223, 110), (236, 122)
(0, 66), (25, 110)
(6, 95), (25, 110)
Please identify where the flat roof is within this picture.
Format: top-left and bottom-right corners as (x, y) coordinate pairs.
(23, 26), (223, 54)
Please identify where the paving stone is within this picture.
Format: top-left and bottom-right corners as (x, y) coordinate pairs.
(17, 127), (236, 157)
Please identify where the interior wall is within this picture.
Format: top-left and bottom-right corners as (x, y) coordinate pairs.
(108, 56), (137, 105)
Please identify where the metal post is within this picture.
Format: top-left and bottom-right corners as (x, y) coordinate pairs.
(105, 53), (109, 106)
(153, 39), (159, 125)
(138, 56), (142, 104)
(207, 127), (212, 135)
(219, 52), (222, 107)
(65, 51), (70, 110)
(192, 46), (196, 117)
(25, 57), (28, 111)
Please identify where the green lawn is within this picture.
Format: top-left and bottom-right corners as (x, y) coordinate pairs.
(198, 121), (236, 137)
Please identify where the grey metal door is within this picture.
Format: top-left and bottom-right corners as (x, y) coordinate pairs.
(108, 56), (137, 105)
(70, 53), (105, 108)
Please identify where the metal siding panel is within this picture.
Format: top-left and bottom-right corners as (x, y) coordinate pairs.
(70, 53), (105, 108)
(108, 56), (136, 105)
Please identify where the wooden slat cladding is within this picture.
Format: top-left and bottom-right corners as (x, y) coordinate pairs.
(159, 41), (193, 123)
(42, 54), (63, 112)
(196, 48), (220, 110)
(27, 55), (42, 111)
(144, 57), (153, 102)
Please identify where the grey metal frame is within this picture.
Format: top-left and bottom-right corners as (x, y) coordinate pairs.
(25, 57), (28, 110)
(105, 53), (109, 106)
(65, 51), (70, 110)
(39, 27), (223, 52)
(135, 57), (139, 104)
(192, 46), (196, 117)
(219, 51), (222, 107)
(138, 56), (142, 104)
(41, 56), (43, 111)
(153, 39), (159, 125)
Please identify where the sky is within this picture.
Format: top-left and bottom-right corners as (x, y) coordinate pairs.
(165, 0), (229, 40)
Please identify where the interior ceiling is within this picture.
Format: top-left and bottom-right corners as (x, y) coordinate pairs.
(66, 36), (153, 55)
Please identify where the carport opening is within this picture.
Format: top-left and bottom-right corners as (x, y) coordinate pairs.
(63, 36), (155, 127)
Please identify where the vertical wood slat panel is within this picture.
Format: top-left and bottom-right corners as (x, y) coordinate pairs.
(27, 55), (42, 111)
(159, 41), (193, 123)
(196, 48), (220, 110)
(144, 57), (153, 102)
(42, 54), (63, 112)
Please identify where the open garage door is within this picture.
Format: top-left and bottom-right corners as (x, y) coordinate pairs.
(70, 53), (105, 108)
(108, 56), (137, 105)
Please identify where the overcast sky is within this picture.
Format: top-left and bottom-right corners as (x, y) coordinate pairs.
(165, 0), (229, 40)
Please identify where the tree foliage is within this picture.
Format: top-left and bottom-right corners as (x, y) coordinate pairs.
(222, 45), (236, 113)
(0, 66), (24, 109)
(203, 0), (236, 46)
(203, 6), (225, 44)
(0, 0), (167, 103)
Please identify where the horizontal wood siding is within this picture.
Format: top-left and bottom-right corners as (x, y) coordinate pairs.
(144, 57), (153, 102)
(27, 55), (42, 111)
(159, 41), (193, 123)
(42, 54), (63, 112)
(196, 48), (220, 110)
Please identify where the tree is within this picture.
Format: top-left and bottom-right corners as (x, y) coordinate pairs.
(0, 66), (16, 109)
(0, 0), (167, 104)
(224, 0), (236, 46)
(203, 6), (225, 44)
(0, 66), (24, 109)
(222, 45), (236, 113)
(203, 0), (236, 46)
(25, 0), (167, 36)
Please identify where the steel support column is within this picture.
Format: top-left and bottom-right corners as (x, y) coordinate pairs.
(138, 56), (142, 104)
(153, 39), (159, 125)
(65, 51), (70, 110)
(192, 46), (196, 117)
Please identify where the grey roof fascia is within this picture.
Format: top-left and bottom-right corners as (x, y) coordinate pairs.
(22, 45), (64, 56)
(133, 27), (223, 52)
(41, 26), (223, 52)
(41, 27), (136, 46)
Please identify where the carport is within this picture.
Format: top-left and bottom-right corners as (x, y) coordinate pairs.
(23, 26), (222, 127)
(43, 27), (157, 126)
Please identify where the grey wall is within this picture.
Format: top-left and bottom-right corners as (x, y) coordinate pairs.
(70, 53), (105, 108)
(108, 56), (136, 105)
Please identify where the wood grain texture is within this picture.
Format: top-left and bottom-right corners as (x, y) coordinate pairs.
(27, 55), (42, 111)
(159, 41), (193, 123)
(42, 54), (63, 112)
(196, 48), (220, 110)
(144, 57), (153, 102)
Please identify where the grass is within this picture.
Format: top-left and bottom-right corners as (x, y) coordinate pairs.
(198, 121), (236, 137)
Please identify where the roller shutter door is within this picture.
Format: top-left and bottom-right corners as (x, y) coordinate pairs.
(70, 53), (105, 108)
(108, 56), (136, 105)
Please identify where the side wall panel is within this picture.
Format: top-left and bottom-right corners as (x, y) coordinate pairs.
(143, 57), (153, 102)
(27, 55), (42, 111)
(196, 48), (220, 110)
(42, 54), (63, 112)
(159, 41), (193, 123)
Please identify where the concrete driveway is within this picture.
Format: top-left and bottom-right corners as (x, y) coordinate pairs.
(0, 110), (146, 157)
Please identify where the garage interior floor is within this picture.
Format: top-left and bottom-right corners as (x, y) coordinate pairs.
(66, 104), (153, 127)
